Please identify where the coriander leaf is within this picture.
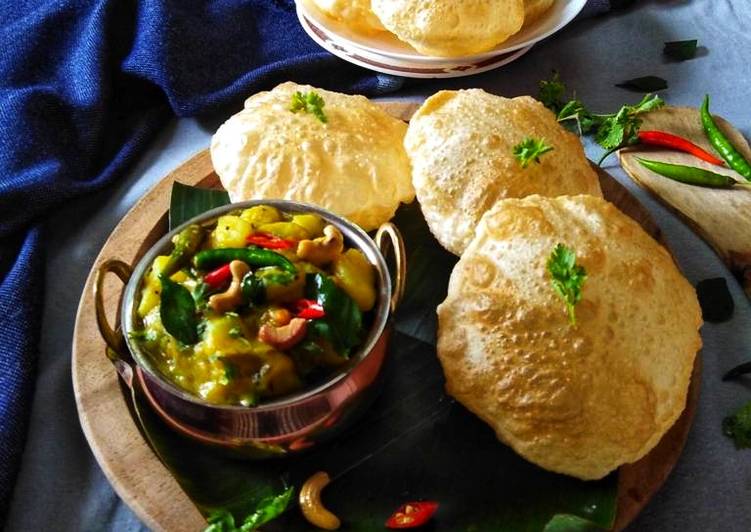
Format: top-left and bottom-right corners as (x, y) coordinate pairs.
(290, 91), (328, 123)
(513, 137), (554, 168)
(240, 486), (295, 531)
(594, 94), (665, 163)
(722, 401), (751, 449)
(547, 243), (587, 325)
(557, 99), (597, 135)
(538, 70), (566, 113)
(664, 39), (698, 61)
(615, 76), (668, 92)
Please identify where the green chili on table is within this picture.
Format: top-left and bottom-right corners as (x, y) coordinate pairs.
(700, 95), (751, 181)
(192, 247), (297, 274)
(637, 157), (736, 188)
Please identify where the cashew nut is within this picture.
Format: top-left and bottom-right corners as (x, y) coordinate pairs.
(297, 224), (344, 266)
(300, 471), (340, 531)
(208, 260), (250, 312)
(258, 317), (307, 350)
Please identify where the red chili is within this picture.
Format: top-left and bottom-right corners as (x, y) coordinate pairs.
(638, 130), (725, 166)
(246, 233), (296, 250)
(203, 263), (232, 289)
(293, 299), (325, 319)
(385, 502), (439, 529)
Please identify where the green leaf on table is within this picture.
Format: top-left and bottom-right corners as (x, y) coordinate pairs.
(204, 486), (294, 532)
(664, 39), (698, 61)
(615, 76), (668, 92)
(557, 99), (597, 135)
(159, 275), (199, 344)
(543, 513), (606, 531)
(722, 401), (751, 449)
(539, 70), (567, 113)
(170, 182), (231, 231)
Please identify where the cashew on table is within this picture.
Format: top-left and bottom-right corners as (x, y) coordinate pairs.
(208, 260), (250, 312)
(300, 471), (340, 530)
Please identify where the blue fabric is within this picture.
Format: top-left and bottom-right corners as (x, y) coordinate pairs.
(0, 0), (402, 520)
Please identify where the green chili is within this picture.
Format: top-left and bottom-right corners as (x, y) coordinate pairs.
(162, 224), (205, 277)
(192, 247), (297, 274)
(700, 95), (751, 181)
(637, 157), (735, 188)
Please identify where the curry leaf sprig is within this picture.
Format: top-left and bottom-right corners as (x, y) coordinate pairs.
(513, 138), (554, 168)
(290, 91), (328, 123)
(204, 486), (295, 532)
(547, 244), (587, 326)
(538, 72), (665, 164)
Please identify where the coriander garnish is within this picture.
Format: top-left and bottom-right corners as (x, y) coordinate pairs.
(547, 243), (587, 325)
(290, 91), (327, 123)
(513, 138), (554, 168)
(538, 70), (566, 114)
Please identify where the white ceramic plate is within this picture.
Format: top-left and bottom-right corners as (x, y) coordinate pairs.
(297, 0), (586, 63)
(298, 7), (533, 79)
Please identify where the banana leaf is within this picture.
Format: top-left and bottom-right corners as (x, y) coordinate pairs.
(125, 187), (618, 531)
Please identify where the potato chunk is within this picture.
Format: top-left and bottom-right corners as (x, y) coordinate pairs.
(333, 249), (376, 311)
(210, 215), (253, 249)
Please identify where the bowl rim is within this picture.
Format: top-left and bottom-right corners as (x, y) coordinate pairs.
(121, 199), (392, 412)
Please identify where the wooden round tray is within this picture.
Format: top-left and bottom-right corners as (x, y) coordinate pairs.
(72, 102), (701, 532)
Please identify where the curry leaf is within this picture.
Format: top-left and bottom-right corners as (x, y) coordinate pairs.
(544, 513), (606, 531)
(664, 39), (698, 61)
(305, 273), (362, 356)
(615, 76), (668, 92)
(159, 275), (199, 344)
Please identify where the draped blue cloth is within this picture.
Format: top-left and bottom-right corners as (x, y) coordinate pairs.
(0, 0), (404, 519)
(0, 0), (612, 522)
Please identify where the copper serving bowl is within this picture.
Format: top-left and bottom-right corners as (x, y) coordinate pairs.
(94, 200), (406, 457)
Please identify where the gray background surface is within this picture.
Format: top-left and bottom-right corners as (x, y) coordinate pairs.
(6, 0), (751, 530)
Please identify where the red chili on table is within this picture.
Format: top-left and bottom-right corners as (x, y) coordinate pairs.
(385, 501), (439, 529)
(293, 298), (325, 319)
(246, 233), (296, 250)
(203, 263), (232, 289)
(638, 130), (725, 166)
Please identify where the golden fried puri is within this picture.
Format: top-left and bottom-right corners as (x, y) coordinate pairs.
(309, 0), (386, 34)
(405, 89), (602, 255)
(371, 0), (525, 57)
(523, 0), (555, 25)
(211, 82), (414, 231)
(437, 194), (702, 480)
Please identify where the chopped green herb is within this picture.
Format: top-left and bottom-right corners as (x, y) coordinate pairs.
(127, 329), (158, 343)
(538, 70), (566, 113)
(290, 91), (327, 123)
(204, 487), (295, 532)
(513, 137), (554, 168)
(228, 327), (242, 338)
(615, 76), (668, 92)
(547, 244), (587, 325)
(722, 401), (751, 449)
(223, 360), (237, 382)
(592, 94), (665, 164)
(664, 39), (698, 61)
(192, 280), (210, 309)
(557, 99), (596, 136)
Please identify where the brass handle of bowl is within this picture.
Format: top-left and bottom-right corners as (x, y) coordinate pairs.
(375, 223), (406, 313)
(94, 259), (134, 362)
